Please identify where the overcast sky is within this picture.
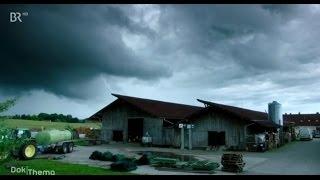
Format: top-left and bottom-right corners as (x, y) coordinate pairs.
(1, 4), (320, 119)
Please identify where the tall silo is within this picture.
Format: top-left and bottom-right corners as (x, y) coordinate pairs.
(268, 101), (283, 126)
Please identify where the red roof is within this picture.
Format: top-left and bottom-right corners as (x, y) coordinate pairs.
(283, 113), (320, 126)
(89, 94), (203, 120)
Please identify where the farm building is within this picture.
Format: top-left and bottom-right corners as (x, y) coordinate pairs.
(90, 94), (280, 149)
(89, 94), (202, 146)
(283, 113), (320, 135)
(186, 99), (280, 149)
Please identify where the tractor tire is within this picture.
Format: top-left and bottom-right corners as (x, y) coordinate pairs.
(67, 143), (74, 153)
(19, 141), (37, 160)
(59, 143), (68, 154)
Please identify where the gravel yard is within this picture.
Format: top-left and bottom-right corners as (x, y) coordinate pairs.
(38, 139), (320, 175)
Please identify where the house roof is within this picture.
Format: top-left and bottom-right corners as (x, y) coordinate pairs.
(89, 94), (203, 120)
(283, 113), (320, 126)
(192, 99), (268, 121)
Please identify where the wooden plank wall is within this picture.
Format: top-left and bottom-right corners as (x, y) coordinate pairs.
(191, 112), (246, 148)
(101, 102), (166, 145)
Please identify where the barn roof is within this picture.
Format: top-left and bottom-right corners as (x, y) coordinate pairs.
(191, 99), (268, 121)
(283, 113), (320, 126)
(89, 94), (203, 120)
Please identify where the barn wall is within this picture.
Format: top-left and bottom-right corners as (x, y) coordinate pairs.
(191, 111), (247, 148)
(101, 102), (165, 145)
(143, 117), (163, 145)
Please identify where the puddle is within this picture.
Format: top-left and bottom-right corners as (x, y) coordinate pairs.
(134, 151), (198, 161)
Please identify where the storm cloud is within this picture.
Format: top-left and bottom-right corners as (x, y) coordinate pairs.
(0, 5), (171, 99)
(1, 4), (320, 118)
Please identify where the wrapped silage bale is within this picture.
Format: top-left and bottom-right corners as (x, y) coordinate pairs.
(35, 129), (72, 145)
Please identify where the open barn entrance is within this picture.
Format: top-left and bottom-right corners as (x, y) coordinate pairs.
(208, 131), (225, 146)
(112, 130), (123, 142)
(128, 118), (144, 143)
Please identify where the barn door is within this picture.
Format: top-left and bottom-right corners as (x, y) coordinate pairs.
(127, 118), (143, 142)
(208, 131), (225, 146)
(208, 131), (218, 146)
(218, 131), (226, 145)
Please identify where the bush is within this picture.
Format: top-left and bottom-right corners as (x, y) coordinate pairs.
(0, 125), (24, 163)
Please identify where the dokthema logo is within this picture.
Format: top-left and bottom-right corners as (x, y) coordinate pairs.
(10, 12), (28, 23)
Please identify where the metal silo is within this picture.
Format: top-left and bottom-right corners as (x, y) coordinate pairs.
(268, 101), (283, 126)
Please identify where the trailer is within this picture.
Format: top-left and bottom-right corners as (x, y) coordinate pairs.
(11, 128), (78, 160)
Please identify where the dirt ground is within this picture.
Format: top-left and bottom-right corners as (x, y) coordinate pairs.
(38, 139), (320, 175)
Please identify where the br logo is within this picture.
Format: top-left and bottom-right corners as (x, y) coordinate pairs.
(10, 12), (28, 23)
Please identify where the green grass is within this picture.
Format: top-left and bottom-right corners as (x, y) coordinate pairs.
(0, 159), (133, 175)
(0, 119), (101, 130)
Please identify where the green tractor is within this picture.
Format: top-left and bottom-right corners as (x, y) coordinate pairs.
(0, 128), (37, 160)
(13, 128), (38, 160)
(2, 128), (77, 161)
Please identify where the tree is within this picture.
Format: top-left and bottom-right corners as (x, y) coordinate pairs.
(0, 98), (18, 162)
(0, 98), (16, 114)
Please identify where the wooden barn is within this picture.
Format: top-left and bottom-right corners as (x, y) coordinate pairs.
(186, 99), (280, 149)
(90, 94), (279, 149)
(89, 94), (202, 146)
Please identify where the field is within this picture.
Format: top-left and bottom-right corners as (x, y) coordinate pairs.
(0, 119), (101, 130)
(0, 159), (132, 175)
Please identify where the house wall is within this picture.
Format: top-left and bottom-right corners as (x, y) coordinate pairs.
(190, 111), (247, 148)
(101, 101), (164, 145)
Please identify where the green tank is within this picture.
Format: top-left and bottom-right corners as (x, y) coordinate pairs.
(35, 129), (72, 145)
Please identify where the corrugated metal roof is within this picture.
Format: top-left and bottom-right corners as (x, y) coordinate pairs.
(89, 94), (203, 120)
(192, 99), (268, 121)
(112, 94), (203, 119)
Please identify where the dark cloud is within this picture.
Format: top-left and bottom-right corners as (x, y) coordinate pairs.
(0, 5), (171, 99)
(1, 4), (320, 117)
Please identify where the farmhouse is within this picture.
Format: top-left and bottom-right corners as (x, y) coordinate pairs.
(284, 113), (320, 135)
(90, 94), (279, 149)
